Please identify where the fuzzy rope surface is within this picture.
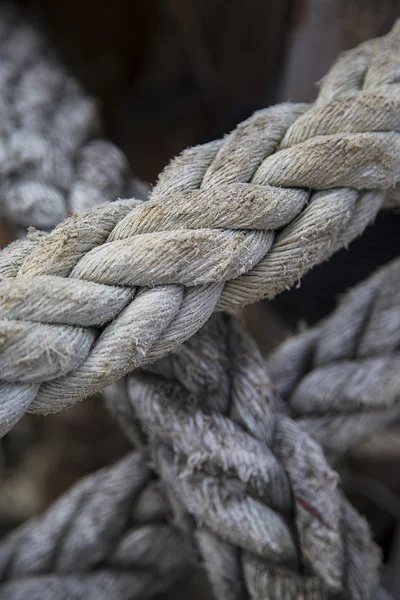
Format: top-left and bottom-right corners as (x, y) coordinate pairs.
(103, 313), (384, 599)
(268, 256), (400, 454)
(0, 4), (147, 231)
(1, 21), (400, 434)
(0, 452), (193, 600)
(1, 260), (398, 599)
(1, 312), (390, 600)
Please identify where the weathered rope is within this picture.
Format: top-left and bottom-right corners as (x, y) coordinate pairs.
(2, 247), (398, 598)
(1, 311), (390, 600)
(0, 4), (147, 231)
(2, 20), (400, 434)
(268, 256), (400, 454)
(0, 452), (193, 600)
(103, 313), (384, 599)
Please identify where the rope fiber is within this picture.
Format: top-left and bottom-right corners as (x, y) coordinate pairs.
(1, 15), (400, 434)
(0, 4), (399, 600)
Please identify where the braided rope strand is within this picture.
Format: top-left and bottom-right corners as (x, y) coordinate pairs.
(0, 452), (193, 600)
(0, 4), (147, 231)
(1, 258), (398, 598)
(268, 257), (400, 454)
(1, 21), (400, 433)
(104, 313), (383, 599)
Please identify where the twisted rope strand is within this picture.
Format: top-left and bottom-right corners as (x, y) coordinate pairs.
(1, 259), (398, 598)
(1, 21), (400, 433)
(0, 452), (193, 600)
(0, 4), (147, 231)
(268, 256), (400, 454)
(104, 313), (383, 599)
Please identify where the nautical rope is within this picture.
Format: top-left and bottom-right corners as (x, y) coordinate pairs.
(103, 313), (385, 599)
(0, 8), (398, 599)
(1, 20), (400, 434)
(0, 452), (193, 600)
(0, 4), (147, 231)
(268, 256), (400, 454)
(2, 309), (393, 599)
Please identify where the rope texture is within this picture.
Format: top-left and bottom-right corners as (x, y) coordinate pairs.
(268, 256), (400, 454)
(1, 19), (400, 433)
(1, 305), (391, 600)
(2, 253), (398, 598)
(0, 9), (398, 600)
(0, 452), (193, 600)
(104, 313), (383, 600)
(0, 4), (147, 231)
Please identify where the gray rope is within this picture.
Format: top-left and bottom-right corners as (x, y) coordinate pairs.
(0, 309), (387, 600)
(1, 294), (396, 599)
(0, 452), (193, 600)
(103, 313), (383, 600)
(0, 4), (147, 231)
(268, 256), (400, 454)
(2, 21), (400, 434)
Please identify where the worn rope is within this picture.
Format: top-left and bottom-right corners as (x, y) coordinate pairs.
(0, 311), (390, 600)
(0, 452), (193, 600)
(1, 284), (397, 599)
(103, 313), (384, 599)
(1, 21), (400, 435)
(0, 4), (147, 232)
(268, 256), (400, 454)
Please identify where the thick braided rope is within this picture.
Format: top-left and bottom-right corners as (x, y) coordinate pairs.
(0, 452), (193, 600)
(1, 23), (400, 434)
(0, 295), (396, 599)
(268, 257), (400, 455)
(104, 314), (383, 600)
(0, 4), (147, 231)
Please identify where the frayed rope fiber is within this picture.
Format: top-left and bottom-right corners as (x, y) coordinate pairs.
(1, 14), (400, 435)
(2, 268), (399, 599)
(0, 5), (399, 600)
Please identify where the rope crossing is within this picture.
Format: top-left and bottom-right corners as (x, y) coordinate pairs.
(0, 5), (399, 600)
(2, 289), (399, 598)
(1, 16), (400, 434)
(118, 314), (383, 600)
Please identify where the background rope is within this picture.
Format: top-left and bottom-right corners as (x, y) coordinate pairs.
(268, 256), (400, 454)
(0, 452), (193, 600)
(1, 20), (400, 433)
(0, 8), (399, 600)
(0, 4), (147, 232)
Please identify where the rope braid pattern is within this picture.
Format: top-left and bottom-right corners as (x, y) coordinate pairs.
(268, 257), (400, 455)
(0, 309), (389, 600)
(1, 20), (400, 434)
(0, 4), (147, 231)
(103, 313), (383, 600)
(0, 452), (193, 600)
(1, 257), (397, 598)
(0, 10), (398, 600)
